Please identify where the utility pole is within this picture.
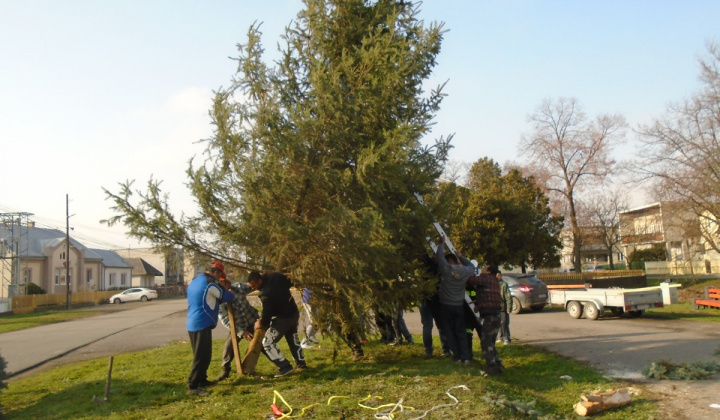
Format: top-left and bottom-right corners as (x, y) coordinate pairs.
(66, 194), (71, 310)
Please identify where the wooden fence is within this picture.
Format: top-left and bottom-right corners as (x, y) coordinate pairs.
(7, 284), (187, 314)
(11, 291), (118, 313)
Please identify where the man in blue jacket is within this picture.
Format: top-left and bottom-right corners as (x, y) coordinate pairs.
(186, 261), (234, 396)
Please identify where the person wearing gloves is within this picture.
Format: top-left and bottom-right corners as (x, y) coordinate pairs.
(216, 274), (269, 381)
(435, 235), (477, 365)
(247, 271), (306, 377)
(186, 261), (234, 396)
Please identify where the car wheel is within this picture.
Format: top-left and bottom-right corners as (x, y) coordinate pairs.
(584, 303), (600, 320)
(567, 301), (583, 319)
(530, 305), (545, 312)
(510, 297), (522, 314)
(113, 298), (121, 304)
(628, 310), (644, 318)
(141, 295), (148, 302)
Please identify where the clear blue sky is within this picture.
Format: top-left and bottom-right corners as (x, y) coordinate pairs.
(1, 0), (718, 248)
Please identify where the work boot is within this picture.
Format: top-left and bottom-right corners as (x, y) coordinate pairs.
(187, 387), (209, 396)
(216, 369), (230, 382)
(197, 379), (217, 388)
(274, 365), (294, 378)
(484, 364), (503, 376)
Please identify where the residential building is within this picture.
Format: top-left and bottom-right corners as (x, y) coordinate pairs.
(124, 257), (163, 288)
(558, 228), (624, 271)
(114, 247), (185, 287)
(698, 210), (720, 273)
(618, 202), (701, 263)
(0, 225), (132, 297)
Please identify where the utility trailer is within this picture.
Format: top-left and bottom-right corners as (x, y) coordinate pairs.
(549, 286), (676, 320)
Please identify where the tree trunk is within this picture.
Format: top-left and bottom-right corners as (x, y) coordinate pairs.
(573, 388), (631, 416)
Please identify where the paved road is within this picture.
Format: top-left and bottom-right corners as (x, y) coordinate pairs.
(506, 308), (720, 379)
(2, 299), (189, 380)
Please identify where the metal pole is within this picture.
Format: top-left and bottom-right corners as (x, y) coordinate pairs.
(66, 194), (71, 310)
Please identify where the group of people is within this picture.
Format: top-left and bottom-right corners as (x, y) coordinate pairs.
(185, 244), (514, 394)
(185, 262), (306, 396)
(423, 235), (513, 376)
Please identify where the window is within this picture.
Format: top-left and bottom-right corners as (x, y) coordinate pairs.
(23, 268), (32, 283)
(121, 273), (127, 286)
(109, 273), (116, 287)
(86, 269), (92, 283)
(55, 268), (72, 285)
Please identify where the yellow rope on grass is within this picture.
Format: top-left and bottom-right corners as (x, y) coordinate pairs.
(270, 386), (468, 420)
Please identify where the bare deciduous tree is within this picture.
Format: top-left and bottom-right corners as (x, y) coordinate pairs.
(519, 97), (627, 271)
(441, 160), (470, 184)
(634, 42), (720, 255)
(580, 190), (629, 269)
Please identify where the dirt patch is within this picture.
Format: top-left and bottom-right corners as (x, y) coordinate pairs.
(677, 288), (704, 302)
(642, 374), (720, 419)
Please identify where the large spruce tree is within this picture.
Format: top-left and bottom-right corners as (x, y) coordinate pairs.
(104, 0), (451, 336)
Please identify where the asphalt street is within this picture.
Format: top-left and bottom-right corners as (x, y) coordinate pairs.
(1, 298), (189, 380)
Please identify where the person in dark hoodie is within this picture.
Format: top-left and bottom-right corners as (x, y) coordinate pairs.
(435, 235), (477, 364)
(247, 271), (306, 378)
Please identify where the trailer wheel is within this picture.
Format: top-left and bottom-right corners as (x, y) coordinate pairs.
(567, 301), (583, 319)
(628, 310), (644, 318)
(584, 303), (600, 320)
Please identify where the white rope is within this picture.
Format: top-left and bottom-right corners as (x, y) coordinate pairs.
(407, 385), (470, 420)
(373, 398), (405, 420)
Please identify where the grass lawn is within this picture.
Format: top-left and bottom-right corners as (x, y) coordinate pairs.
(0, 311), (107, 334)
(644, 278), (720, 322)
(1, 337), (658, 419)
(645, 302), (720, 322)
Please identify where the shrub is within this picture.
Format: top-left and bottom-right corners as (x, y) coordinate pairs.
(628, 245), (667, 269)
(26, 282), (46, 295)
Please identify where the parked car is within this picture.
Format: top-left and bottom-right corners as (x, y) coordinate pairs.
(583, 265), (606, 272)
(109, 287), (158, 304)
(502, 274), (549, 314)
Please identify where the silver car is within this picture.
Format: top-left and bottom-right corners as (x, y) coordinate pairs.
(109, 287), (158, 304)
(503, 274), (549, 314)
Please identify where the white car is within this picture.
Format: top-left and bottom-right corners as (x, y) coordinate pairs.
(109, 287), (158, 303)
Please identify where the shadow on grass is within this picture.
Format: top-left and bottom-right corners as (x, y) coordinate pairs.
(5, 379), (188, 419)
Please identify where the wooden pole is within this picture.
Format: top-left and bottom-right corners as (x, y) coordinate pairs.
(225, 301), (243, 374)
(104, 356), (114, 401)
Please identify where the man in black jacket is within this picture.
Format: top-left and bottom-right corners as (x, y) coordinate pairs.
(247, 271), (306, 377)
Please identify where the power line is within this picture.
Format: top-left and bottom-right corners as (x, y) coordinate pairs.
(0, 201), (137, 250)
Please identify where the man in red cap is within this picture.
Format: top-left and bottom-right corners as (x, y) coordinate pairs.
(186, 261), (234, 396)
